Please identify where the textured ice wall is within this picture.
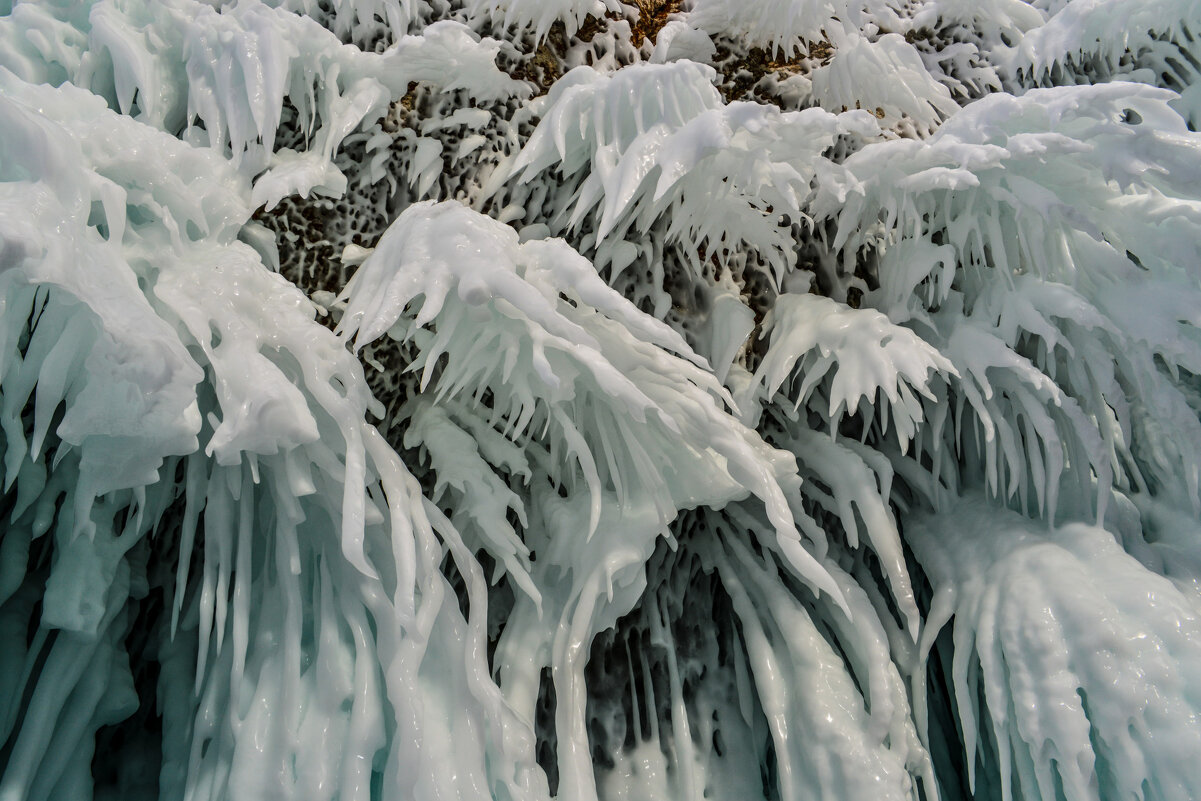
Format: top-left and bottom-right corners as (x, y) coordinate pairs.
(2, 1), (1201, 800)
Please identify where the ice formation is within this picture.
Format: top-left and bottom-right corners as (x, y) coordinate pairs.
(2, 1), (1201, 800)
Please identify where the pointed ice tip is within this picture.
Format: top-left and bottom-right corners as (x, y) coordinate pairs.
(345, 546), (380, 581)
(829, 581), (853, 622)
(906, 610), (921, 642)
(340, 244), (373, 266)
(585, 490), (601, 542)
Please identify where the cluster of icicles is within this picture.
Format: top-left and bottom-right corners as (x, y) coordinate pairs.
(3, 1), (1201, 800)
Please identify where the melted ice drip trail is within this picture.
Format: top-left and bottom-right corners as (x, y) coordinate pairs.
(5, 2), (1201, 801)
(0, 69), (541, 801)
(338, 201), (843, 612)
(338, 200), (864, 801)
(0, 0), (528, 212)
(909, 497), (1201, 801)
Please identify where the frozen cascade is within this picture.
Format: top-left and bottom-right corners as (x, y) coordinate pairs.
(2, 1), (1201, 800)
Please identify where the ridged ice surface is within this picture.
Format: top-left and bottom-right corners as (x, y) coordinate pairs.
(2, 1), (1201, 801)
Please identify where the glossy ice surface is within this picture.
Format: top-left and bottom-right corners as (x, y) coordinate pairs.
(2, 1), (1201, 800)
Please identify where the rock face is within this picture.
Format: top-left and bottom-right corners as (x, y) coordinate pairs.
(2, 2), (1201, 800)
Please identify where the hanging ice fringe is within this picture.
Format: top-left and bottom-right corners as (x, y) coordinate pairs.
(2, 1), (1201, 800)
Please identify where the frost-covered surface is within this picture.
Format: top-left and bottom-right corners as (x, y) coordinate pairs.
(2, 1), (1201, 800)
